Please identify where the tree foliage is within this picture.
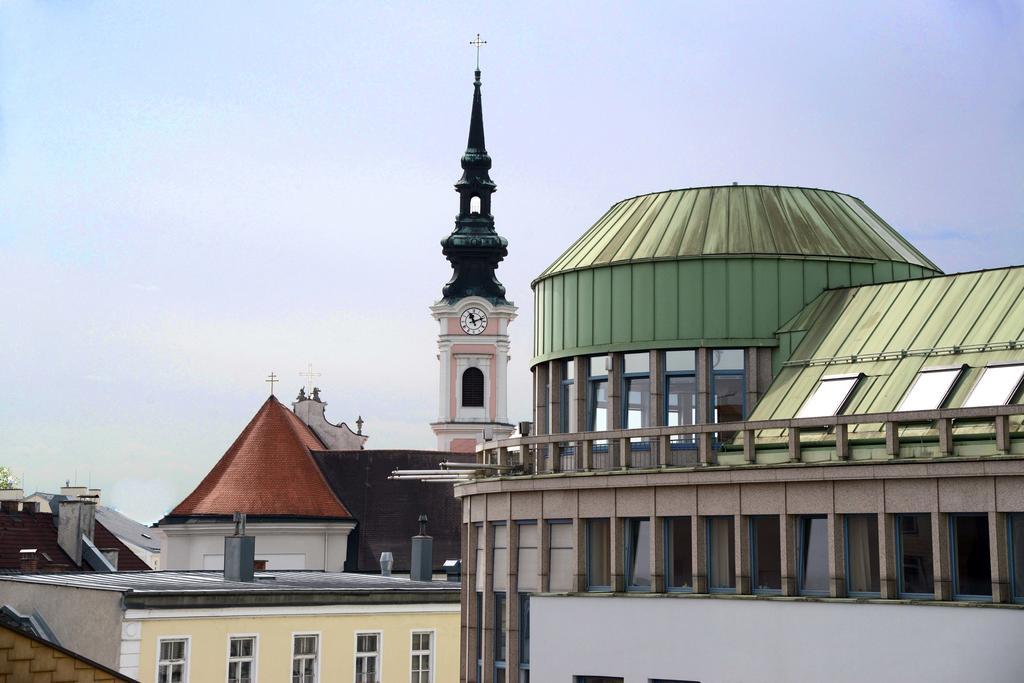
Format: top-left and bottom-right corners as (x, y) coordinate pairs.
(0, 467), (18, 490)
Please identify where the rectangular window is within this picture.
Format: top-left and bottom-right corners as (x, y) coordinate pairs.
(712, 350), (745, 443)
(798, 516), (829, 595)
(475, 593), (483, 681)
(560, 359), (577, 433)
(492, 523), (509, 591)
(292, 634), (318, 683)
(666, 350), (698, 447)
(474, 523), (485, 592)
(227, 636), (255, 683)
(517, 522), (539, 592)
(625, 518), (651, 590)
(548, 521), (574, 592)
(494, 592), (507, 683)
(586, 519), (611, 590)
(411, 631), (432, 683)
(951, 514), (992, 600)
(796, 374), (862, 418)
(1011, 514), (1024, 603)
(845, 515), (880, 595)
(897, 513), (934, 597)
(896, 366), (964, 412)
(574, 678), (624, 683)
(707, 516), (736, 592)
(623, 352), (651, 430)
(665, 517), (693, 591)
(354, 633), (379, 683)
(518, 593), (531, 674)
(750, 516), (781, 593)
(158, 638), (188, 683)
(963, 363), (1024, 408)
(587, 356), (609, 434)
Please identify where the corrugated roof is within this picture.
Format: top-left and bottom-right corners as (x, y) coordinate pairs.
(167, 397), (351, 519)
(750, 267), (1024, 438)
(539, 185), (939, 279)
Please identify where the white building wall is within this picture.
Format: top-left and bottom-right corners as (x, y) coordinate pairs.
(533, 595), (1024, 683)
(161, 521), (353, 571)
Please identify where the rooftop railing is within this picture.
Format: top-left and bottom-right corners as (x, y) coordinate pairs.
(475, 404), (1024, 476)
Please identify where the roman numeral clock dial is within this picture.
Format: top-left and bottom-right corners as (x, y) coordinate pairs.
(460, 307), (488, 335)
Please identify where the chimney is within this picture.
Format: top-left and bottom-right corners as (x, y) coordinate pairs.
(55, 498), (96, 568)
(410, 514), (433, 582)
(100, 549), (119, 570)
(443, 559), (462, 583)
(22, 501), (39, 513)
(224, 512), (255, 582)
(19, 549), (38, 573)
(60, 485), (88, 499)
(379, 551), (394, 577)
(88, 489), (102, 505)
(0, 488), (24, 502)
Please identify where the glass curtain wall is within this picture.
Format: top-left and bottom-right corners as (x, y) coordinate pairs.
(951, 514), (992, 599)
(845, 515), (880, 595)
(897, 514), (934, 597)
(750, 516), (782, 593)
(665, 351), (697, 449)
(707, 516), (736, 592)
(625, 518), (651, 590)
(665, 517), (693, 591)
(712, 349), (745, 443)
(798, 516), (829, 595)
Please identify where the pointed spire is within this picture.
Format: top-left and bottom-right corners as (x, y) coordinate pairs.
(466, 70), (486, 155)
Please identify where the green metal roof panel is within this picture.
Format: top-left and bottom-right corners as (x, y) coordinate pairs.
(751, 266), (1024, 428)
(539, 185), (940, 280)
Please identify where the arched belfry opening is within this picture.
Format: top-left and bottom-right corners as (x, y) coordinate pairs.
(462, 367), (485, 407)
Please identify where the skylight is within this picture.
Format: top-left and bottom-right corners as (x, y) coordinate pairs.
(962, 364), (1024, 408)
(796, 374), (862, 419)
(896, 366), (964, 412)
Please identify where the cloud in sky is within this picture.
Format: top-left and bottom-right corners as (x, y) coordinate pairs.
(1, 2), (1021, 523)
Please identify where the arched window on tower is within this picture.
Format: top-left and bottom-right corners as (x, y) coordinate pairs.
(462, 367), (485, 407)
(470, 196), (481, 214)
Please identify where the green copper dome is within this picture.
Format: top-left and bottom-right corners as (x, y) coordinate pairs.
(539, 185), (938, 279)
(531, 185), (942, 366)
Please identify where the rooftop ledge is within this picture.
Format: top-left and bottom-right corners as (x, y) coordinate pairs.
(472, 404), (1024, 477)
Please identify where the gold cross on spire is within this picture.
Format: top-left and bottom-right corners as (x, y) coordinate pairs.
(299, 363), (321, 394)
(265, 372), (278, 396)
(470, 33), (487, 70)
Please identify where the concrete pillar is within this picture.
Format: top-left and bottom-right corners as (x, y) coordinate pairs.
(745, 347), (760, 418)
(539, 521), (551, 593)
(933, 511), (952, 601)
(990, 512), (1010, 603)
(464, 523), (480, 683)
(650, 350), (665, 427)
(693, 516), (708, 593)
(460, 524), (470, 683)
(828, 513), (846, 597)
(780, 515), (798, 596)
(651, 515), (665, 593)
(697, 348), (712, 424)
(611, 517), (626, 592)
(879, 513), (898, 599)
(481, 524), (495, 683)
(533, 365), (549, 436)
(735, 513), (750, 594)
(573, 518), (586, 593)
(573, 356), (587, 435)
(506, 519), (519, 682)
(608, 353), (622, 429)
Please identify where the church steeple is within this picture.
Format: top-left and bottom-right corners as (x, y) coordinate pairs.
(440, 66), (509, 305)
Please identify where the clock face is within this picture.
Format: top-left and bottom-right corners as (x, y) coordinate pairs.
(460, 307), (488, 335)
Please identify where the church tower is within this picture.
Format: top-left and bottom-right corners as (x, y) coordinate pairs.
(430, 63), (516, 453)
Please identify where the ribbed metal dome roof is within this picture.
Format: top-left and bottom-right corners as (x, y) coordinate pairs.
(539, 185), (939, 279)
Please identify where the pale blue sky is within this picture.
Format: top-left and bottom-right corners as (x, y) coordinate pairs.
(1, 2), (1022, 522)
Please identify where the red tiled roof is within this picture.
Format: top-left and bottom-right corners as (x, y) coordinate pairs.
(0, 511), (150, 572)
(169, 396), (350, 519)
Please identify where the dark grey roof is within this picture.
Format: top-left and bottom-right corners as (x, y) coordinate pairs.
(312, 450), (473, 572)
(30, 493), (163, 553)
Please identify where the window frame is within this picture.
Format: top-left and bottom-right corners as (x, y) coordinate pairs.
(547, 519), (575, 592)
(585, 518), (612, 592)
(895, 365), (966, 413)
(749, 515), (782, 595)
(706, 515), (736, 594)
(621, 353), (652, 450)
(156, 636), (190, 683)
(559, 360), (575, 433)
(796, 515), (830, 597)
(664, 350), (698, 450)
(711, 349), (746, 423)
(226, 633), (258, 683)
(410, 629), (434, 683)
(624, 517), (652, 592)
(795, 373), (863, 419)
(949, 513), (993, 602)
(663, 516), (693, 593)
(586, 356), (610, 444)
(461, 366), (485, 408)
(493, 592), (507, 681)
(1009, 513), (1024, 605)
(353, 631), (382, 683)
(843, 514), (881, 598)
(518, 593), (531, 675)
(962, 362), (1024, 408)
(895, 513), (935, 599)
(290, 632), (320, 683)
